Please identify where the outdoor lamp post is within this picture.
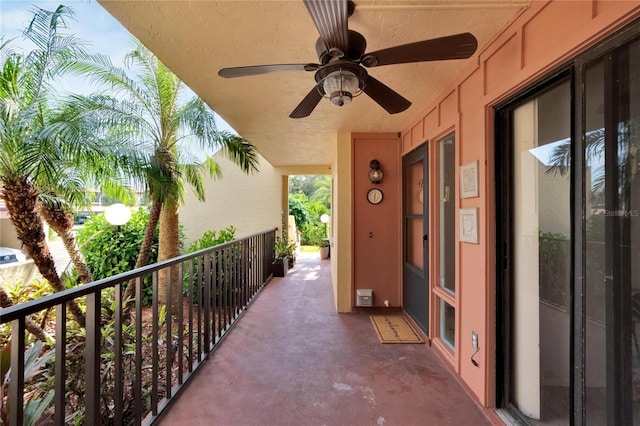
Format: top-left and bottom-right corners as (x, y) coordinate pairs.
(105, 203), (131, 231)
(320, 214), (330, 238)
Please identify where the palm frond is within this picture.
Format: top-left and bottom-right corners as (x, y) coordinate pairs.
(217, 134), (260, 174)
(179, 162), (212, 202)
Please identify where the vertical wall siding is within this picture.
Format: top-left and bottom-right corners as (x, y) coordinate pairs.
(399, 0), (640, 406)
(352, 133), (402, 308)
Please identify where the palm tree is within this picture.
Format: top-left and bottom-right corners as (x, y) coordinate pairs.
(37, 96), (137, 285)
(310, 175), (331, 208)
(40, 199), (91, 282)
(0, 6), (91, 327)
(72, 43), (259, 307)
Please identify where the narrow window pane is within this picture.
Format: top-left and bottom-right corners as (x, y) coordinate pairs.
(439, 299), (455, 350)
(439, 136), (455, 293)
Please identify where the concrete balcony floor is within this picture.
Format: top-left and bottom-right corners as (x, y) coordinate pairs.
(158, 252), (500, 426)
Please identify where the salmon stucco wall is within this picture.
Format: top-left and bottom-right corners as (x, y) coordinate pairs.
(180, 151), (282, 247)
(352, 133), (401, 308)
(399, 0), (640, 407)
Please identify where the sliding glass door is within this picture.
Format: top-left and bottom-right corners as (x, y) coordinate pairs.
(583, 35), (640, 426)
(497, 20), (640, 425)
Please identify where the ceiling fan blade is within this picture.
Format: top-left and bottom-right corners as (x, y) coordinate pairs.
(303, 0), (349, 54)
(363, 75), (411, 114)
(219, 64), (318, 78)
(362, 32), (478, 67)
(290, 86), (323, 119)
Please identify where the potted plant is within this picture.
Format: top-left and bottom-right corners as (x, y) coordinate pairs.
(273, 237), (290, 277)
(285, 240), (297, 268)
(319, 239), (330, 259)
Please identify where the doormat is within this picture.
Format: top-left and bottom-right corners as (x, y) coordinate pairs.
(369, 315), (424, 344)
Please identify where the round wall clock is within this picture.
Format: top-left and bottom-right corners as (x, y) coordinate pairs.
(367, 188), (383, 204)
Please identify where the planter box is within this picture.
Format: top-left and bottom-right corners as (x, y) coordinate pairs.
(320, 246), (330, 259)
(272, 257), (288, 277)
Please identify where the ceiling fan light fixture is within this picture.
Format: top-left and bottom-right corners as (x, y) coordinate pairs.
(330, 90), (353, 107)
(323, 69), (359, 106)
(315, 61), (367, 108)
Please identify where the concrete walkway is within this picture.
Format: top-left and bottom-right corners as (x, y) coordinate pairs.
(49, 237), (72, 276)
(157, 252), (498, 426)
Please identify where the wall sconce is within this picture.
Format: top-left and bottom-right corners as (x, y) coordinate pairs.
(369, 159), (383, 184)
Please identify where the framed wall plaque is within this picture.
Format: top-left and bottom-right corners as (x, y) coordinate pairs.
(460, 161), (479, 198)
(459, 208), (479, 244)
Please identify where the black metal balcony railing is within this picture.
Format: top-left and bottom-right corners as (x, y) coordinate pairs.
(0, 228), (277, 425)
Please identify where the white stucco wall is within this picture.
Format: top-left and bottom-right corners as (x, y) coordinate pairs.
(0, 217), (21, 250)
(180, 151), (282, 248)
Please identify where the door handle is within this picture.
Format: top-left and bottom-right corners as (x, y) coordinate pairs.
(423, 234), (428, 247)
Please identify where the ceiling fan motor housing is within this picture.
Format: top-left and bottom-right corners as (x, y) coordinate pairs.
(315, 30), (367, 65)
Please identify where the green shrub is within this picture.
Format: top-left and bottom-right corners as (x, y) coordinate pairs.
(77, 208), (158, 278)
(186, 226), (237, 253)
(77, 208), (159, 304)
(300, 221), (326, 246)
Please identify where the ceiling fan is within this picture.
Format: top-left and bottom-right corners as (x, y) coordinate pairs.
(218, 0), (478, 119)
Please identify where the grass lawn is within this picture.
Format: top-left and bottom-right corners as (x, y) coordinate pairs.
(300, 245), (320, 253)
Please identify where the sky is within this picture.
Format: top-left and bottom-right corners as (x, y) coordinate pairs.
(0, 0), (235, 134)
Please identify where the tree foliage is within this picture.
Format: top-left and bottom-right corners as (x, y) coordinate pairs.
(288, 192), (310, 229)
(186, 226), (236, 253)
(288, 175), (331, 245)
(70, 42), (260, 306)
(0, 5), (107, 327)
(77, 208), (160, 281)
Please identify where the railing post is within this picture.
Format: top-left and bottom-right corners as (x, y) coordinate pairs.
(151, 270), (159, 415)
(55, 304), (67, 425)
(114, 282), (123, 425)
(186, 258), (194, 369)
(213, 250), (219, 341)
(165, 265), (173, 400)
(134, 276), (143, 425)
(85, 291), (101, 424)
(9, 318), (25, 425)
(177, 261), (184, 384)
(204, 253), (211, 350)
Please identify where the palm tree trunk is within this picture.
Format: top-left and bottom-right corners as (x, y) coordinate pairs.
(157, 202), (181, 312)
(123, 200), (162, 302)
(40, 204), (93, 284)
(1, 180), (86, 328)
(0, 285), (47, 342)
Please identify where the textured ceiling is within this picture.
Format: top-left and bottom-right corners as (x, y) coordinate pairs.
(98, 0), (529, 168)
